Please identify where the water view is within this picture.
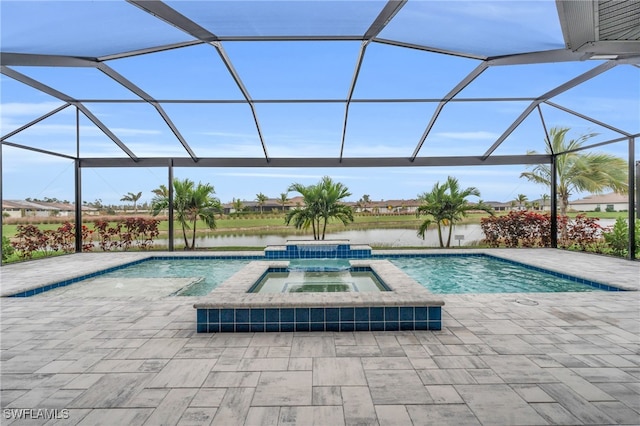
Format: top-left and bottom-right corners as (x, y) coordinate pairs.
(183, 225), (485, 248)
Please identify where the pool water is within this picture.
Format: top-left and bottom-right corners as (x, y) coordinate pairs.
(390, 256), (605, 294)
(250, 269), (387, 293)
(89, 258), (250, 296)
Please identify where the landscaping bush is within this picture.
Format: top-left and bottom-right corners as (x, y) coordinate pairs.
(603, 218), (640, 258)
(481, 211), (601, 250)
(560, 214), (603, 251)
(10, 218), (159, 259)
(2, 236), (14, 260)
(480, 211), (555, 248)
(11, 222), (94, 259)
(94, 217), (159, 251)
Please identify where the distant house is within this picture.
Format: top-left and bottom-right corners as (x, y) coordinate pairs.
(351, 199), (421, 214)
(2, 200), (97, 218)
(569, 193), (629, 212)
(485, 201), (513, 212)
(223, 196), (302, 214)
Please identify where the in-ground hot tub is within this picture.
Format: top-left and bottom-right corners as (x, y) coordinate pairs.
(250, 259), (390, 294)
(193, 258), (444, 333)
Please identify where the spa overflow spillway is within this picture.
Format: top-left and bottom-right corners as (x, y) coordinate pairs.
(194, 241), (444, 333)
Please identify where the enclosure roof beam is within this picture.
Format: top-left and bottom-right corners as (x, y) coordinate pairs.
(482, 61), (617, 159)
(487, 49), (586, 66)
(79, 154), (550, 168)
(410, 63), (489, 160)
(127, 0), (270, 161)
(0, 66), (138, 161)
(0, 53), (97, 67)
(96, 63), (199, 161)
(2, 140), (77, 160)
(1, 103), (72, 142)
(543, 100), (632, 137)
(340, 0), (407, 161)
(373, 38), (487, 61)
(98, 40), (203, 62)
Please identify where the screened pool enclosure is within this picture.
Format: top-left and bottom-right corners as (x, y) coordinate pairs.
(1, 0), (639, 259)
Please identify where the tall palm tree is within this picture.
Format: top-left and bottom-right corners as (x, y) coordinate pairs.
(151, 178), (220, 250)
(317, 176), (354, 240)
(256, 192), (268, 214)
(540, 193), (550, 211)
(359, 194), (371, 213)
(286, 182), (323, 239)
(417, 176), (494, 248)
(151, 184), (169, 198)
(514, 194), (528, 210)
(285, 176), (354, 240)
(232, 198), (244, 215)
(278, 192), (289, 212)
(521, 127), (628, 216)
(120, 191), (142, 213)
(150, 185), (169, 215)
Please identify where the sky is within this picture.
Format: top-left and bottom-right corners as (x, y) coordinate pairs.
(1, 0), (639, 207)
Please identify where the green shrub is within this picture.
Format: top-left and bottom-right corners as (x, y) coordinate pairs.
(2, 236), (14, 260)
(603, 218), (640, 258)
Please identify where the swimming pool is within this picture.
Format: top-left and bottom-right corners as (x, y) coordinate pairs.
(15, 253), (620, 299)
(390, 255), (614, 293)
(28, 258), (250, 298)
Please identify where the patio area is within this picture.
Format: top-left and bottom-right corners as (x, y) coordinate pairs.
(1, 249), (638, 425)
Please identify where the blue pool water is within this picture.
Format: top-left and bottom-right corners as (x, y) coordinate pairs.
(390, 256), (607, 294)
(16, 254), (619, 298)
(96, 258), (250, 296)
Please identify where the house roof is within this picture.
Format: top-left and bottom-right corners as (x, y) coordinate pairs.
(2, 200), (96, 211)
(571, 192), (628, 204)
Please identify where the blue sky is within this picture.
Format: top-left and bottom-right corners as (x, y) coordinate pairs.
(1, 1), (639, 207)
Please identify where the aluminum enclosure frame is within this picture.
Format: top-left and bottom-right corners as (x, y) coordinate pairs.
(1, 0), (639, 260)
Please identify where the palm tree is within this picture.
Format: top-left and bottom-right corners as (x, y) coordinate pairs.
(286, 182), (323, 239)
(540, 193), (550, 211)
(278, 192), (289, 212)
(151, 184), (169, 198)
(256, 192), (268, 214)
(151, 178), (220, 250)
(150, 185), (169, 215)
(359, 194), (371, 213)
(120, 191), (142, 213)
(417, 176), (494, 248)
(285, 176), (354, 240)
(521, 127), (628, 216)
(514, 194), (528, 210)
(232, 198), (244, 215)
(317, 176), (354, 240)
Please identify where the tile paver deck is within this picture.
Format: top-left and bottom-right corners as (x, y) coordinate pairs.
(1, 249), (638, 425)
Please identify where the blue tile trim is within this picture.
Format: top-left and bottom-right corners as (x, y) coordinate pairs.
(6, 255), (262, 298)
(480, 254), (620, 292)
(376, 252), (622, 292)
(196, 306), (443, 333)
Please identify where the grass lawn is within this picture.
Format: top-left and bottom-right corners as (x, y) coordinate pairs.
(1, 210), (629, 239)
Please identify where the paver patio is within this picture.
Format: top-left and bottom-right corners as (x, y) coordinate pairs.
(1, 249), (638, 425)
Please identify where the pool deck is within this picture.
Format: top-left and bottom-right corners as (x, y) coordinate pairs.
(1, 249), (639, 425)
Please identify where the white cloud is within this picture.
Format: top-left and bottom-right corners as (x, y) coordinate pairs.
(0, 101), (66, 116)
